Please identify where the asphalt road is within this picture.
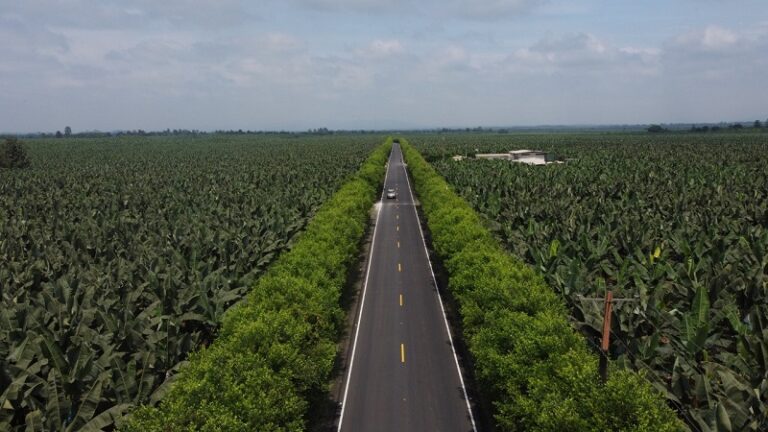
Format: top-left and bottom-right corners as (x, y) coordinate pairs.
(337, 143), (476, 432)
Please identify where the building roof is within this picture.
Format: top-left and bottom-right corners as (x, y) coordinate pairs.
(509, 149), (546, 155)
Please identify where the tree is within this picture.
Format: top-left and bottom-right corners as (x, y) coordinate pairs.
(0, 138), (31, 169)
(647, 124), (666, 133)
(754, 120), (763, 129)
(64, 126), (72, 136)
(55, 130), (63, 138)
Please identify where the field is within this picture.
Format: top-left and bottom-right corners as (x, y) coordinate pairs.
(0, 134), (381, 430)
(414, 133), (768, 431)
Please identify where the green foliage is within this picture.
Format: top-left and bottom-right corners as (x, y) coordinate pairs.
(416, 132), (768, 431)
(0, 138), (31, 169)
(0, 135), (384, 431)
(400, 139), (682, 431)
(121, 138), (392, 431)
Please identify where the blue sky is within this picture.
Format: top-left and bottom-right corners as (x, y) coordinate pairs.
(1, 0), (766, 132)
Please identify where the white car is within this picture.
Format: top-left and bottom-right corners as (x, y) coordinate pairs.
(386, 189), (397, 199)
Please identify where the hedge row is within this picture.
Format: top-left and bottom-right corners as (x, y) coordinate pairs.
(400, 139), (682, 431)
(122, 138), (393, 431)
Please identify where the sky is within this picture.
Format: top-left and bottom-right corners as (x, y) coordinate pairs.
(1, 0), (767, 132)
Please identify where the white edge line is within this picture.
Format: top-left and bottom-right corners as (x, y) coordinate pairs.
(336, 149), (392, 432)
(400, 145), (479, 432)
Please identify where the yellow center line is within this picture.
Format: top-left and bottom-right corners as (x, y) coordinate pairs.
(398, 263), (402, 272)
(401, 343), (405, 363)
(400, 294), (403, 306)
(397, 241), (400, 248)
(396, 214), (399, 220)
(396, 225), (399, 232)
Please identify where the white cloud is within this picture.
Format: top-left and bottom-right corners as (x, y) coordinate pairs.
(280, 0), (406, 13)
(521, 32), (608, 65)
(0, 16), (68, 59)
(445, 0), (547, 20)
(663, 24), (768, 74)
(261, 33), (305, 53)
(277, 0), (544, 19)
(501, 33), (660, 76)
(359, 39), (405, 57)
(531, 32), (606, 55)
(672, 26), (739, 52)
(0, 0), (253, 30)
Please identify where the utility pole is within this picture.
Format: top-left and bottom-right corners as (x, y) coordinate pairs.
(576, 292), (636, 383)
(599, 291), (614, 383)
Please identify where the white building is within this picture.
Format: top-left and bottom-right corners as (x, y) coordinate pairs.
(475, 149), (551, 165)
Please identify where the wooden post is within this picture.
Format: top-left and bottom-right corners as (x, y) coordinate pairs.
(599, 290), (613, 383)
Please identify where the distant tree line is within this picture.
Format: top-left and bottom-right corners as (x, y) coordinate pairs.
(437, 127), (488, 134)
(5, 121), (766, 139)
(4, 127), (385, 140)
(648, 119), (767, 134)
(687, 121), (764, 133)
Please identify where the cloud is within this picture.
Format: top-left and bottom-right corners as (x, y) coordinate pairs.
(500, 32), (660, 76)
(530, 32), (606, 55)
(0, 16), (68, 59)
(280, 0), (406, 13)
(672, 26), (740, 52)
(523, 32), (608, 65)
(1, 0), (767, 131)
(663, 24), (768, 76)
(358, 39), (405, 58)
(0, 0), (254, 30)
(445, 0), (547, 20)
(0, 16), (69, 91)
(201, 33), (305, 59)
(278, 0), (544, 19)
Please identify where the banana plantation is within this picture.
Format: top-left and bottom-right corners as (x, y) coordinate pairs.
(416, 133), (768, 431)
(0, 135), (381, 431)
(3, 132), (766, 431)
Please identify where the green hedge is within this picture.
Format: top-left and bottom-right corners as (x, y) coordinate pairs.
(122, 138), (393, 431)
(400, 139), (682, 431)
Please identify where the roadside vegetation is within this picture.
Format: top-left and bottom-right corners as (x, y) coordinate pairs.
(400, 138), (682, 431)
(0, 135), (382, 431)
(415, 133), (768, 431)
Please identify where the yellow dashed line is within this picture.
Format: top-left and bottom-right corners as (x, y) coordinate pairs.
(397, 225), (399, 232)
(401, 344), (405, 363)
(398, 263), (402, 272)
(397, 241), (400, 248)
(400, 294), (403, 306)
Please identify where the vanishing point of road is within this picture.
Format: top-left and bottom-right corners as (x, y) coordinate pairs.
(337, 143), (476, 432)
